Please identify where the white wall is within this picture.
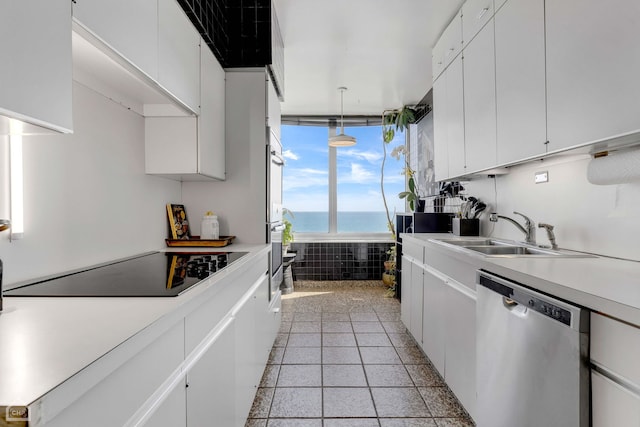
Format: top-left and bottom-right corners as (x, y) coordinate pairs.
(182, 70), (268, 244)
(0, 83), (181, 285)
(465, 152), (640, 261)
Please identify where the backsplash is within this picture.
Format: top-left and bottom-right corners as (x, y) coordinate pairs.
(465, 152), (640, 262)
(289, 242), (394, 281)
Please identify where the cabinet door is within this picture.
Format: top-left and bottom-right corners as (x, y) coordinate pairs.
(186, 319), (236, 427)
(495, 0), (546, 165)
(546, 0), (640, 151)
(158, 0), (201, 113)
(144, 381), (187, 427)
(433, 11), (463, 81)
(463, 19), (497, 174)
(592, 370), (640, 427)
(400, 256), (413, 329)
(0, 0), (72, 133)
(72, 0), (158, 80)
(444, 280), (476, 418)
(446, 55), (466, 178)
(409, 262), (424, 344)
(198, 43), (226, 180)
(422, 269), (446, 376)
(462, 0), (494, 46)
(433, 73), (450, 181)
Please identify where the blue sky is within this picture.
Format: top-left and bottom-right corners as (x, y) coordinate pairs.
(282, 125), (406, 212)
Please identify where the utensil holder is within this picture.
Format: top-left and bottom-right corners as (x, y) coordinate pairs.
(452, 218), (479, 236)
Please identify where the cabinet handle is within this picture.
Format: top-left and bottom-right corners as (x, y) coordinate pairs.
(477, 7), (489, 20)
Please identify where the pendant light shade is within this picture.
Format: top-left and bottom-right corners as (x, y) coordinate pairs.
(329, 87), (357, 147)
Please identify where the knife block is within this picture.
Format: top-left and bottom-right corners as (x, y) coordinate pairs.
(452, 218), (479, 236)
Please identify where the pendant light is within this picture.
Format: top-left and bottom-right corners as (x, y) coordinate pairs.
(329, 87), (357, 147)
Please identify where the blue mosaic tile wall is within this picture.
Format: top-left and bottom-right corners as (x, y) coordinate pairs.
(289, 242), (394, 281)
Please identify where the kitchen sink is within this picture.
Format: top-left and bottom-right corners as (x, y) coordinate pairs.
(432, 238), (594, 258)
(463, 245), (559, 256)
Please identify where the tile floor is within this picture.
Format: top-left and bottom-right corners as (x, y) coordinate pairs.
(246, 284), (475, 427)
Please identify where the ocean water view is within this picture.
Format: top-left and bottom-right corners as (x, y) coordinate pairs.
(288, 211), (391, 233)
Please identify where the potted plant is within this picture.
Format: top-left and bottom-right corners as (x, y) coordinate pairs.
(380, 106), (418, 237)
(382, 245), (397, 295)
(282, 208), (294, 253)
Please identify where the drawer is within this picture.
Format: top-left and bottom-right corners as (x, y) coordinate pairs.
(432, 10), (463, 81)
(591, 313), (640, 387)
(462, 0), (494, 46)
(402, 239), (424, 263)
(592, 370), (640, 427)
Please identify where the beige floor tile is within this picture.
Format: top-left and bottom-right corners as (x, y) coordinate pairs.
(322, 346), (362, 364)
(359, 347), (402, 364)
(282, 346), (321, 364)
(418, 387), (468, 418)
(322, 321), (353, 333)
(356, 333), (393, 347)
(350, 312), (380, 322)
(352, 321), (386, 333)
(322, 333), (357, 347)
(370, 388), (431, 417)
(287, 333), (321, 347)
(277, 364), (321, 387)
(323, 387), (377, 417)
(323, 364), (368, 387)
(269, 388), (322, 418)
(379, 419), (437, 427)
(290, 321), (322, 333)
(322, 312), (351, 321)
(248, 387), (274, 418)
(364, 365), (414, 387)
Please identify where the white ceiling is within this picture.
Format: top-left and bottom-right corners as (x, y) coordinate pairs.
(273, 0), (464, 117)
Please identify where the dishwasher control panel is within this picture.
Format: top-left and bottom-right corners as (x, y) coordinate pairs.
(478, 272), (572, 326)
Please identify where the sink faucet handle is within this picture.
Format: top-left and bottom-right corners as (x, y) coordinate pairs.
(513, 211), (533, 226)
(538, 223), (558, 250)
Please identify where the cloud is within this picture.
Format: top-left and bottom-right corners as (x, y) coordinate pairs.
(283, 167), (328, 191)
(282, 149), (299, 160)
(338, 148), (383, 163)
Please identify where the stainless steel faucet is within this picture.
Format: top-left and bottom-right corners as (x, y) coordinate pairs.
(538, 223), (558, 250)
(489, 211), (536, 245)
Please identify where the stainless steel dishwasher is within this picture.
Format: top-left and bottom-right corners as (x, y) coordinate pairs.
(476, 270), (590, 427)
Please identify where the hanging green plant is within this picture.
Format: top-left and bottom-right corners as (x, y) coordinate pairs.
(380, 106), (418, 237)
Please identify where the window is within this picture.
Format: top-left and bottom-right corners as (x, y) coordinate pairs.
(282, 123), (405, 235)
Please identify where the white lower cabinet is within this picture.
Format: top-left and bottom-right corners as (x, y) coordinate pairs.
(409, 262), (424, 344)
(421, 268), (446, 376)
(592, 370), (640, 427)
(590, 312), (640, 427)
(186, 319), (236, 427)
(400, 256), (413, 329)
(444, 279), (476, 419)
(144, 380), (187, 427)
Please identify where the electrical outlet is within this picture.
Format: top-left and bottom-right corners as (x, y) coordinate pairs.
(535, 171), (549, 184)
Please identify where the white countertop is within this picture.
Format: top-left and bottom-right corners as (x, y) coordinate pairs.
(402, 233), (640, 326)
(0, 244), (269, 407)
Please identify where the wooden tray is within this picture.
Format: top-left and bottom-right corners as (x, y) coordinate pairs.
(165, 236), (235, 247)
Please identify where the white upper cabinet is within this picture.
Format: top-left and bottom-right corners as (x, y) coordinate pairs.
(72, 0), (158, 81)
(463, 20), (497, 173)
(158, 0), (201, 114)
(546, 0), (640, 151)
(432, 11), (463, 82)
(145, 43), (226, 181)
(494, 0), (546, 165)
(198, 42), (226, 180)
(445, 55), (466, 178)
(461, 0), (494, 46)
(0, 0), (72, 134)
(432, 76), (450, 181)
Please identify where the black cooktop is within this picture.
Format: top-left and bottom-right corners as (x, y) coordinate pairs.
(4, 251), (248, 297)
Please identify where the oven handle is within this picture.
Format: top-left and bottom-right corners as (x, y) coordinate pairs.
(271, 224), (285, 232)
(271, 150), (285, 166)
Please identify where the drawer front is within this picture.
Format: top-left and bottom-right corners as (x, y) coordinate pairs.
(424, 247), (478, 291)
(402, 239), (424, 263)
(462, 0), (494, 46)
(185, 253), (268, 354)
(591, 313), (640, 387)
(592, 370), (640, 427)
